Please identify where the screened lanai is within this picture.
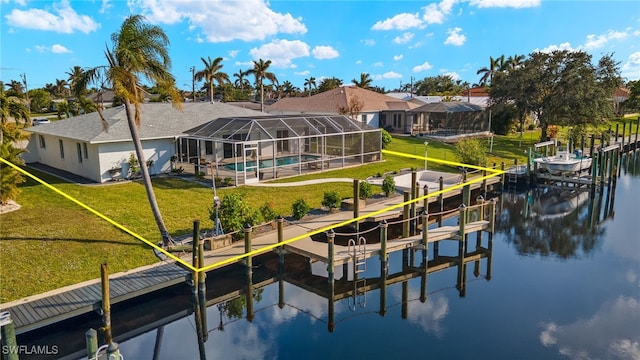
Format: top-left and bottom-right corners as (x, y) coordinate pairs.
(179, 115), (382, 185)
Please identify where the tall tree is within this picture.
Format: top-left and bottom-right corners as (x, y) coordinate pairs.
(414, 75), (465, 96)
(0, 89), (30, 126)
(195, 56), (229, 102)
(66, 66), (89, 99)
(506, 54), (525, 72)
(317, 77), (343, 93)
(54, 79), (70, 98)
(490, 50), (622, 141)
(247, 59), (277, 112)
(476, 55), (505, 86)
(303, 77), (316, 97)
(352, 72), (373, 89)
(233, 69), (250, 91)
(4, 80), (24, 98)
(86, 14), (182, 247)
(281, 80), (296, 97)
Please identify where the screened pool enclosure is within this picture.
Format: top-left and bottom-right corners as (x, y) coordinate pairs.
(179, 115), (382, 184)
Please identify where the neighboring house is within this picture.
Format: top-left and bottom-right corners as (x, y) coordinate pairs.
(613, 87), (630, 115)
(409, 102), (487, 137)
(386, 86), (490, 109)
(23, 102), (264, 183)
(267, 86), (421, 133)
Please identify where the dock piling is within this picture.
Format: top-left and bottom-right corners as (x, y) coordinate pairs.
(244, 224), (252, 272)
(100, 263), (120, 359)
(0, 312), (18, 360)
(327, 229), (335, 283)
(85, 328), (98, 360)
(403, 191), (410, 238)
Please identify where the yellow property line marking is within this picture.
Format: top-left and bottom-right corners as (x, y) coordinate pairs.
(2, 150), (504, 274)
(0, 158), (196, 272)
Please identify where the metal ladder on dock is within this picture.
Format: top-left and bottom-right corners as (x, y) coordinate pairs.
(348, 237), (367, 310)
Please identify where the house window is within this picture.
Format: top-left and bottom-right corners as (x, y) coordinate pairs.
(276, 130), (289, 153)
(379, 114), (387, 127)
(361, 114), (368, 124)
(83, 143), (88, 159)
(59, 140), (64, 159)
(39, 135), (46, 148)
(205, 141), (213, 155)
(76, 143), (82, 163)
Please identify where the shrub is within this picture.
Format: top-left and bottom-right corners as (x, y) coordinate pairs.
(223, 177), (234, 186)
(455, 139), (487, 166)
(381, 128), (392, 148)
(291, 198), (310, 220)
(321, 191), (342, 211)
(195, 171), (205, 179)
(215, 193), (255, 236)
(359, 181), (373, 200)
(259, 201), (277, 223)
(171, 166), (184, 174)
(382, 175), (396, 197)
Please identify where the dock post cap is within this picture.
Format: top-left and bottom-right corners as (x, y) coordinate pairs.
(459, 203), (466, 209)
(276, 215), (284, 221)
(380, 219), (387, 225)
(243, 224), (252, 232)
(476, 195), (484, 202)
(0, 311), (11, 326)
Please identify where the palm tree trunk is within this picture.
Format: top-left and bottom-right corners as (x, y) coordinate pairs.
(209, 82), (214, 103)
(124, 101), (173, 247)
(260, 81), (264, 112)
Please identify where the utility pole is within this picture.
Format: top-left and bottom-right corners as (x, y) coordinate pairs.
(191, 66), (196, 102)
(410, 76), (414, 98)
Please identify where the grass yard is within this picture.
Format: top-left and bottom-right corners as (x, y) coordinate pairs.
(0, 127), (612, 302)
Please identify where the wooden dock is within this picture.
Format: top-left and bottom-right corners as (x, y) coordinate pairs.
(0, 170), (501, 335)
(0, 262), (189, 335)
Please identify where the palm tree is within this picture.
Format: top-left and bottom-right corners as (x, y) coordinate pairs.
(0, 91), (30, 126)
(194, 56), (229, 102)
(4, 80), (24, 97)
(247, 59), (277, 112)
(506, 54), (525, 71)
(281, 81), (296, 97)
(54, 79), (70, 98)
(66, 66), (88, 99)
(352, 73), (373, 89)
(55, 100), (71, 119)
(304, 77), (316, 97)
(476, 55), (505, 86)
(233, 69), (250, 91)
(86, 14), (182, 247)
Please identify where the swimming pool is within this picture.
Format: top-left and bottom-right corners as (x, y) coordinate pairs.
(223, 155), (320, 171)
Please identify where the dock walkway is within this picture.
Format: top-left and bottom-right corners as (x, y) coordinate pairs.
(1, 170), (500, 334)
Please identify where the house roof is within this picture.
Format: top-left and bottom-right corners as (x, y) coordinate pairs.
(267, 86), (421, 114)
(26, 102), (265, 144)
(411, 101), (484, 113)
(184, 114), (375, 142)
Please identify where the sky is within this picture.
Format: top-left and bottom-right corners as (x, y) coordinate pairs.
(1, 0), (639, 94)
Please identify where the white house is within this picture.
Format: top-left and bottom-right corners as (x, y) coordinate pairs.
(23, 102), (264, 183)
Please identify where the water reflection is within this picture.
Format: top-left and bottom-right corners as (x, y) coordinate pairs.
(139, 233), (494, 359)
(496, 186), (614, 259)
(540, 296), (640, 359)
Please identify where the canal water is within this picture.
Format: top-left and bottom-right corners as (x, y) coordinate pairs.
(19, 153), (640, 360)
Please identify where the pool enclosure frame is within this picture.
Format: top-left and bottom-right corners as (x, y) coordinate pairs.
(179, 115), (382, 185)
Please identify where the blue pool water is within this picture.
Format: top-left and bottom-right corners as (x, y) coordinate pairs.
(223, 155), (320, 171)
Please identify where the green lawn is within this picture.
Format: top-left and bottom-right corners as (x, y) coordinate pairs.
(0, 130), (595, 302)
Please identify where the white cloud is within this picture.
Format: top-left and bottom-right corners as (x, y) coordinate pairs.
(540, 296), (640, 360)
(99, 0), (112, 14)
(373, 61), (384, 67)
(362, 39), (376, 46)
(469, 0), (540, 8)
(393, 54), (404, 61)
(128, 0), (307, 42)
(4, 0), (99, 34)
(355, 60), (362, 64)
(622, 51), (640, 82)
(34, 45), (47, 53)
(228, 50), (239, 58)
(393, 32), (415, 44)
(535, 42), (575, 53)
(422, 0), (459, 24)
(413, 61), (433, 72)
(382, 71), (402, 79)
(294, 70), (310, 76)
(51, 44), (71, 53)
(444, 27), (466, 46)
(249, 39), (310, 68)
(371, 12), (424, 30)
(584, 30), (629, 50)
(312, 46), (339, 60)
(441, 71), (460, 80)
